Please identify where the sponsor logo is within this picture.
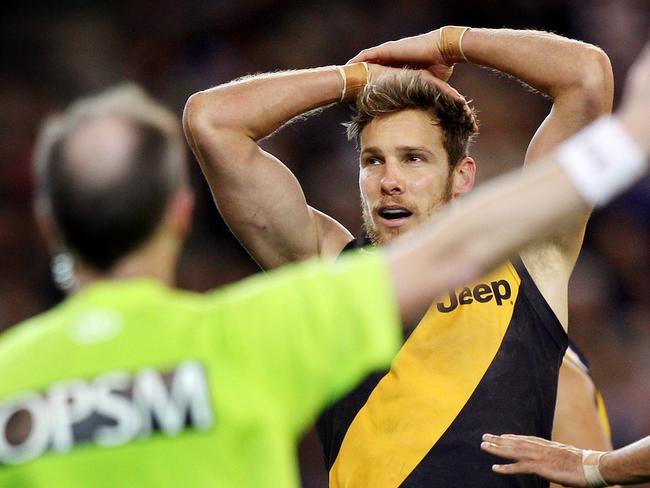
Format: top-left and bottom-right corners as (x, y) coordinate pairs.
(436, 280), (512, 313)
(0, 360), (212, 465)
(67, 309), (123, 345)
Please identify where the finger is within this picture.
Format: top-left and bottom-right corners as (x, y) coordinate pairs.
(483, 434), (535, 447)
(500, 434), (551, 446)
(348, 48), (380, 64)
(418, 71), (466, 104)
(492, 462), (531, 476)
(348, 44), (396, 65)
(481, 441), (529, 461)
(481, 435), (547, 456)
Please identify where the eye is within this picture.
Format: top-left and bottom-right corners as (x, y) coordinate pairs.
(407, 154), (424, 163)
(362, 156), (382, 166)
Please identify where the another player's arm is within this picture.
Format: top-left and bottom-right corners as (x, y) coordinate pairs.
(481, 433), (650, 487)
(183, 68), (354, 269)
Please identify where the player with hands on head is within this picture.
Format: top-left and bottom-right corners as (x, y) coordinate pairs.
(185, 24), (622, 487)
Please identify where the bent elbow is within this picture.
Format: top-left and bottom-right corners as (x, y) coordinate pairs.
(182, 92), (209, 143)
(577, 46), (614, 116)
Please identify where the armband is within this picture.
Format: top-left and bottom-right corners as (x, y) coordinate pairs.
(438, 26), (470, 64)
(582, 450), (609, 488)
(556, 116), (646, 207)
(336, 62), (370, 102)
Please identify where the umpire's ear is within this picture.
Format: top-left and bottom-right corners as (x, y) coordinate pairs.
(452, 156), (476, 198)
(34, 201), (64, 256)
(165, 188), (195, 239)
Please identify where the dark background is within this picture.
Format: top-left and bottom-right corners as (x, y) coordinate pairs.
(1, 1), (649, 486)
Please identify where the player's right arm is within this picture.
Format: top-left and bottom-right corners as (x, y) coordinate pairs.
(183, 68), (354, 269)
(184, 64), (465, 269)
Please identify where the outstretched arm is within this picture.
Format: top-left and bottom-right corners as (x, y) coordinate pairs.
(480, 433), (650, 487)
(184, 64), (464, 269)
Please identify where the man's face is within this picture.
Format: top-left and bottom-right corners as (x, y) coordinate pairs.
(359, 109), (454, 245)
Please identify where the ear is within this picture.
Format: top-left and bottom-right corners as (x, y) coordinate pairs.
(166, 188), (195, 238)
(34, 203), (62, 254)
(451, 156), (476, 197)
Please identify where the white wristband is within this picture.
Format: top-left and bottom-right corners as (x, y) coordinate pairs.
(582, 450), (608, 488)
(556, 116), (646, 207)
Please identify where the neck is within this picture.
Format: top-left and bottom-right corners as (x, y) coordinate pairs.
(71, 231), (179, 293)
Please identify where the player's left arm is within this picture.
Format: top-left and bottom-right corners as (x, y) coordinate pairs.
(460, 29), (614, 327)
(350, 29), (614, 324)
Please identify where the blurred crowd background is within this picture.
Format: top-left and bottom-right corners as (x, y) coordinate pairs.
(1, 0), (649, 486)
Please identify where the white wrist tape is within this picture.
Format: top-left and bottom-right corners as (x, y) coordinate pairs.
(582, 450), (608, 488)
(556, 116), (646, 207)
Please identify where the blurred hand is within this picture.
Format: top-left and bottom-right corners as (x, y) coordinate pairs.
(480, 433), (591, 487)
(349, 29), (454, 82)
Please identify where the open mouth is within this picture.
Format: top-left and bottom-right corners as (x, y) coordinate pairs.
(378, 206), (413, 221)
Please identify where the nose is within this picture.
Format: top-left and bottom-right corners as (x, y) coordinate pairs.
(380, 160), (405, 195)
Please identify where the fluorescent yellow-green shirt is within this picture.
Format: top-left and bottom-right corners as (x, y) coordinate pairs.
(0, 252), (400, 487)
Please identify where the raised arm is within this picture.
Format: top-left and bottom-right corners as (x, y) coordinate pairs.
(385, 41), (648, 323)
(183, 67), (354, 269)
(459, 29), (613, 309)
(350, 26), (613, 324)
(184, 64), (464, 269)
(350, 27), (613, 161)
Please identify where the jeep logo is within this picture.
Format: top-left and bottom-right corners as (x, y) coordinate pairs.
(436, 280), (512, 313)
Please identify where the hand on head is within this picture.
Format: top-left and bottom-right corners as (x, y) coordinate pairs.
(351, 29), (478, 133)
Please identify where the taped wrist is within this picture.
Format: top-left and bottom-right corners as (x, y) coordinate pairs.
(582, 450), (608, 488)
(556, 116), (646, 207)
(336, 62), (370, 102)
(438, 26), (470, 64)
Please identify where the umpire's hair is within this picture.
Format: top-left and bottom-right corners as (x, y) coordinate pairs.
(33, 84), (188, 271)
(345, 71), (478, 167)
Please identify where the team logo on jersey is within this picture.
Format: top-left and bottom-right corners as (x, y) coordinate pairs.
(0, 360), (213, 465)
(436, 280), (512, 313)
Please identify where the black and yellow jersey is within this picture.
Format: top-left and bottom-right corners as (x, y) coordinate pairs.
(317, 258), (568, 487)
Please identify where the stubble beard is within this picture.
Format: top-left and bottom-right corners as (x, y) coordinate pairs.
(362, 173), (455, 246)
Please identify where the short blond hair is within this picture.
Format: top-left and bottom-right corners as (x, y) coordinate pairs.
(346, 71), (478, 167)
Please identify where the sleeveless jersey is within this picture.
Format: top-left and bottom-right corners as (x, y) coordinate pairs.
(317, 258), (568, 487)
